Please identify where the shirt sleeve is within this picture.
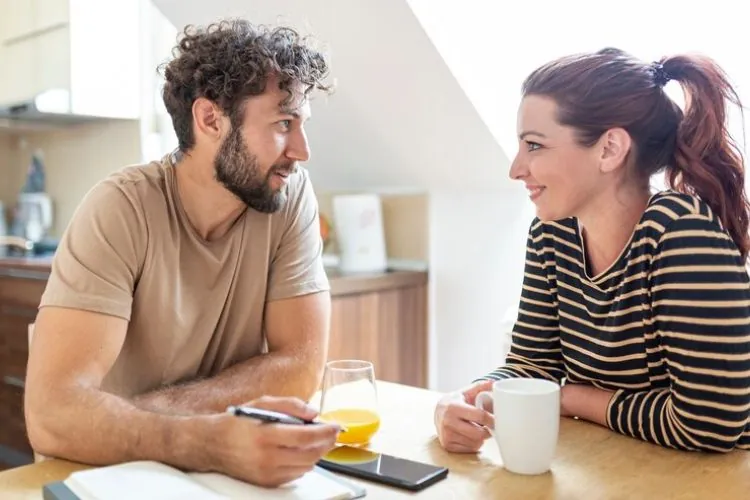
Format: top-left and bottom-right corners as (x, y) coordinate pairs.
(39, 179), (147, 320)
(266, 168), (330, 301)
(606, 214), (750, 452)
(477, 219), (566, 383)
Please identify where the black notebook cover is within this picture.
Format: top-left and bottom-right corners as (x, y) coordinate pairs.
(42, 481), (79, 500)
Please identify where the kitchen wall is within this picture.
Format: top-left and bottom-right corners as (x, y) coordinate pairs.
(0, 133), (20, 207)
(0, 121), (428, 261)
(0, 119), (142, 237)
(317, 190), (429, 263)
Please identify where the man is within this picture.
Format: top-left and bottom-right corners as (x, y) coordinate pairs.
(25, 19), (340, 488)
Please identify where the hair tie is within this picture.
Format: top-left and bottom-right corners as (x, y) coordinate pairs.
(652, 62), (671, 88)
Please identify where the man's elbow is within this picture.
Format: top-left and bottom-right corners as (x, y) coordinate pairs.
(25, 386), (67, 458)
(302, 360), (327, 400)
(292, 351), (327, 401)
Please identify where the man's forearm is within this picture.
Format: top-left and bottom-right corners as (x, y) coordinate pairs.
(27, 385), (213, 471)
(132, 351), (322, 414)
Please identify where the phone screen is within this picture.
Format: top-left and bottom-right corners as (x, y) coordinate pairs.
(318, 445), (448, 491)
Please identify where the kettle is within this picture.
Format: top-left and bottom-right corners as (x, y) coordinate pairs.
(16, 192), (53, 242)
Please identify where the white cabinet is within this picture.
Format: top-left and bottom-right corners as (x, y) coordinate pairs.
(0, 0), (34, 42)
(0, 0), (68, 43)
(33, 24), (70, 97)
(34, 0), (69, 35)
(0, 35), (35, 105)
(0, 0), (140, 120)
(0, 26), (70, 105)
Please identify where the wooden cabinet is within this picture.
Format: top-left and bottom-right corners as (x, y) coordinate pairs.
(327, 270), (428, 388)
(0, 269), (45, 469)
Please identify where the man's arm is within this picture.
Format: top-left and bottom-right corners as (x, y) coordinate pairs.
(26, 178), (214, 466)
(133, 290), (331, 414)
(25, 306), (211, 468)
(27, 306), (341, 487)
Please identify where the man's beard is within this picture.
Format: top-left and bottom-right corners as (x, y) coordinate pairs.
(214, 127), (295, 214)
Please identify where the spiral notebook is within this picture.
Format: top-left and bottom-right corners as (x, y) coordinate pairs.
(42, 460), (366, 500)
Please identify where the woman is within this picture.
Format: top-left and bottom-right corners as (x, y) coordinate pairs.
(435, 47), (750, 453)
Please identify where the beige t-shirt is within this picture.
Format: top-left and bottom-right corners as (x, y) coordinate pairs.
(39, 154), (329, 397)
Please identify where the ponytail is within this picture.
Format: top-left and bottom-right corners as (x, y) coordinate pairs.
(661, 54), (750, 260)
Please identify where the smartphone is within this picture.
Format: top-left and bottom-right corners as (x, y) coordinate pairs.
(317, 445), (449, 492)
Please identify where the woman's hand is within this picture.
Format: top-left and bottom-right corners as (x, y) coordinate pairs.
(434, 380), (495, 453)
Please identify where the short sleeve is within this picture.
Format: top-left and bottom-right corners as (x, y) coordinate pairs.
(266, 169), (330, 301)
(39, 180), (147, 320)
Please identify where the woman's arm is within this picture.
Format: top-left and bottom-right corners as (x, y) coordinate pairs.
(560, 384), (614, 425)
(604, 215), (750, 452)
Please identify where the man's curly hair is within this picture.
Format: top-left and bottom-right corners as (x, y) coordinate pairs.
(159, 19), (332, 152)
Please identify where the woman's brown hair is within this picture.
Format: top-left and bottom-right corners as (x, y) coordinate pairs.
(522, 47), (750, 260)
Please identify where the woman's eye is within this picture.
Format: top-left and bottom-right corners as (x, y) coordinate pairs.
(526, 141), (542, 152)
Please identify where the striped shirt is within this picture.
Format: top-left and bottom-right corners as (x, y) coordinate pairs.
(481, 191), (750, 452)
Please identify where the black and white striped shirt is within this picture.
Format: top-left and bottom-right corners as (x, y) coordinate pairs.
(481, 191), (750, 452)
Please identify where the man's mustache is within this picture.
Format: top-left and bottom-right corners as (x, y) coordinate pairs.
(270, 163), (298, 176)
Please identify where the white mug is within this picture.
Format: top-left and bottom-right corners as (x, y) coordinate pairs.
(475, 378), (560, 475)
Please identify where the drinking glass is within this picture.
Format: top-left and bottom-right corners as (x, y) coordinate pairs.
(319, 360), (380, 446)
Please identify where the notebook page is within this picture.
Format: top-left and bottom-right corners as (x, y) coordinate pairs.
(190, 468), (356, 500)
(66, 461), (228, 500)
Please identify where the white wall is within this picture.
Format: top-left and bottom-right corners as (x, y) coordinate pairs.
(153, 0), (527, 391)
(408, 0), (750, 165)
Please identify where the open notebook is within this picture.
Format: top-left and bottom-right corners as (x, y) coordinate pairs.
(42, 460), (366, 500)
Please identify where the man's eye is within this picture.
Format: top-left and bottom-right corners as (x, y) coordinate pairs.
(279, 120), (291, 129)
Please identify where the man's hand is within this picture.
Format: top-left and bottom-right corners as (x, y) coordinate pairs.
(208, 396), (341, 487)
(434, 380), (495, 454)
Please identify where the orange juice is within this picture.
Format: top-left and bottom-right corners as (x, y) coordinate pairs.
(323, 445), (379, 465)
(320, 408), (380, 445)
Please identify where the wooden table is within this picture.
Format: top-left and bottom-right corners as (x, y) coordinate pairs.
(1, 381), (749, 499)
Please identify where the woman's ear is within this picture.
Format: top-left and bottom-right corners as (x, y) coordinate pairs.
(598, 128), (632, 174)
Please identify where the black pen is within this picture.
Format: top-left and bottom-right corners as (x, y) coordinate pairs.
(226, 405), (347, 432)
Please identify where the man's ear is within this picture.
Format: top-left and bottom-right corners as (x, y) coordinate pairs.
(598, 128), (632, 174)
(192, 98), (227, 143)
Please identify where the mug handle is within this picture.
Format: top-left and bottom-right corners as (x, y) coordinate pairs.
(475, 391), (493, 413)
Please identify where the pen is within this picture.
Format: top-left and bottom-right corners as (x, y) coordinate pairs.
(226, 405), (347, 432)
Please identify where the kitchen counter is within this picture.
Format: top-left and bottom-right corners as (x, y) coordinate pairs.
(0, 256), (427, 297)
(0, 257), (54, 278)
